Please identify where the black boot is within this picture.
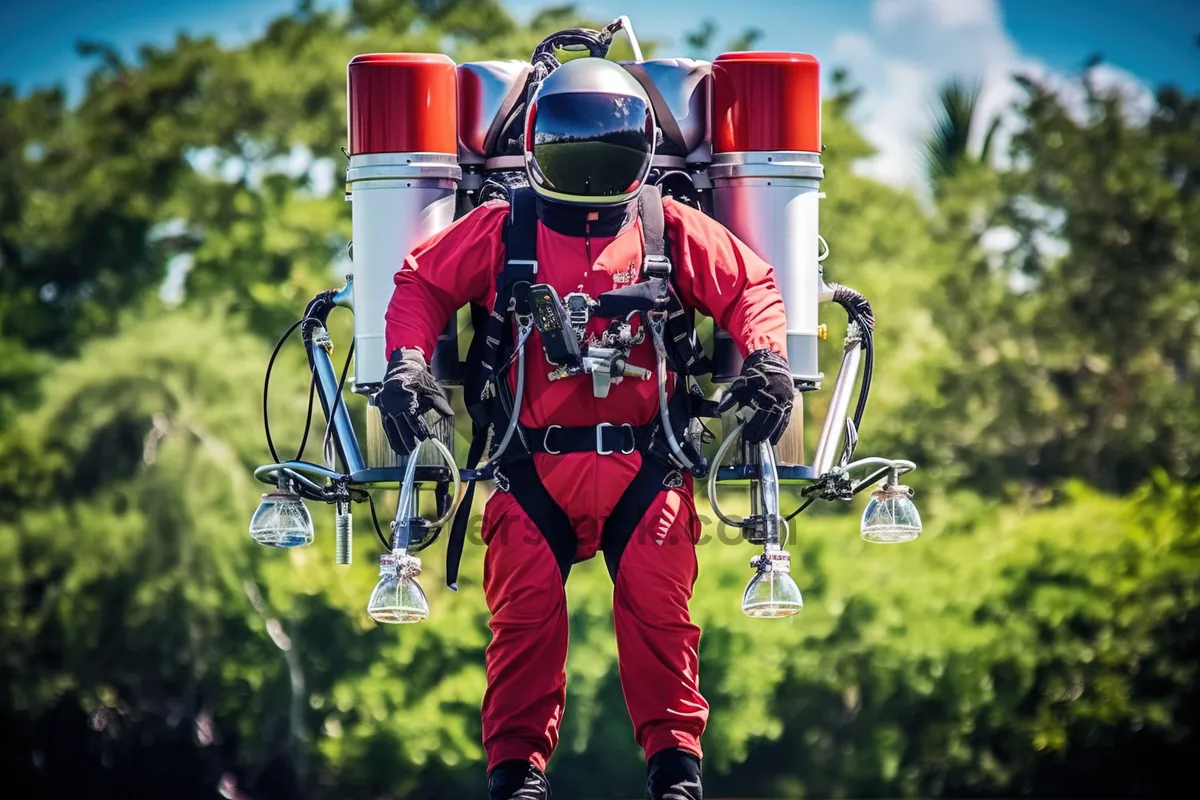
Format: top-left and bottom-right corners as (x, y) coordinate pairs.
(646, 748), (702, 800)
(488, 759), (551, 800)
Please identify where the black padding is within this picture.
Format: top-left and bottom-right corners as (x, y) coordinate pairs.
(503, 459), (577, 582)
(505, 186), (540, 265)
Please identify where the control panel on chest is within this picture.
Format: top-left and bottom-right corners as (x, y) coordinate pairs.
(536, 218), (646, 341)
(528, 219), (654, 397)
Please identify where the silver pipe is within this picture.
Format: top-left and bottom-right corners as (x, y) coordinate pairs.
(310, 325), (366, 475)
(390, 452), (422, 555)
(812, 322), (863, 476)
(758, 440), (781, 549)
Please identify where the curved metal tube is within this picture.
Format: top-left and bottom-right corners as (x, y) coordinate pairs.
(837, 456), (917, 478)
(651, 319), (696, 470)
(254, 461), (343, 485)
(392, 436), (464, 553)
(479, 324), (532, 469)
(425, 436), (463, 528)
(708, 422), (749, 528)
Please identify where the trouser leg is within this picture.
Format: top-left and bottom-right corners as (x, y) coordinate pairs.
(610, 486), (709, 763)
(481, 491), (570, 773)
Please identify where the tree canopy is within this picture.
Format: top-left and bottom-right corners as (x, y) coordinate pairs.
(1, 2), (1196, 797)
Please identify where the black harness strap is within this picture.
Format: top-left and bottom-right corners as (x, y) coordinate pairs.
(600, 456), (680, 582)
(447, 187), (715, 589)
(500, 460), (577, 582)
(446, 189), (540, 590)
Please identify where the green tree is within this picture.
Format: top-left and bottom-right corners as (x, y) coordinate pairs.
(923, 78), (1001, 186)
(2, 3), (1198, 798)
(912, 64), (1200, 494)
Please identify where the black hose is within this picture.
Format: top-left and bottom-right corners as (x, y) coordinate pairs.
(784, 494), (817, 522)
(779, 285), (876, 520)
(365, 492), (392, 550)
(320, 339), (355, 469)
(828, 283), (875, 429)
(296, 374), (317, 460)
(263, 316), (316, 465)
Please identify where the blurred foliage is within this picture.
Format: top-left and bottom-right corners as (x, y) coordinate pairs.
(0, 1), (1197, 798)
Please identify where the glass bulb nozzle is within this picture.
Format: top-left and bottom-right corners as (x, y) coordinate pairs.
(742, 549), (803, 618)
(860, 483), (922, 543)
(367, 554), (430, 624)
(248, 491), (314, 548)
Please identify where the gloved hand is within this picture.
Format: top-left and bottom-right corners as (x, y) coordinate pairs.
(717, 349), (794, 445)
(374, 348), (453, 455)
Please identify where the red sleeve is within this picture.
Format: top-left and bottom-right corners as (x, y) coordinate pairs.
(385, 200), (509, 359)
(663, 198), (787, 358)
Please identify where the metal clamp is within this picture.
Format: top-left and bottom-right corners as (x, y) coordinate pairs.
(597, 422), (635, 455)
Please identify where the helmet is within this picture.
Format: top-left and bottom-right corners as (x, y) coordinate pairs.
(523, 58), (656, 206)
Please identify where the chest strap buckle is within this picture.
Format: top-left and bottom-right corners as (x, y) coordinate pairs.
(597, 422), (636, 455)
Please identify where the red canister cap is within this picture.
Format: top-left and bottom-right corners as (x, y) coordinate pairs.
(712, 52), (820, 154)
(347, 53), (458, 155)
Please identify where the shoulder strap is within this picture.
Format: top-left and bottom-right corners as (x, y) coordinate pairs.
(450, 189), (541, 590)
(503, 186), (539, 287)
(475, 188), (538, 377)
(638, 185), (670, 277)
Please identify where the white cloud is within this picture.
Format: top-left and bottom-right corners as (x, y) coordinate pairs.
(873, 0), (998, 31)
(829, 0), (1152, 190)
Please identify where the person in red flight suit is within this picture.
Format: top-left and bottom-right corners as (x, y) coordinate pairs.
(374, 56), (794, 800)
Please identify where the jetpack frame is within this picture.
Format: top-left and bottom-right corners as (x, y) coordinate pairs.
(249, 14), (924, 622)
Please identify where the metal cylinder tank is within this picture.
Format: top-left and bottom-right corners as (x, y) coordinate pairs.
(346, 53), (461, 467)
(711, 51), (824, 469)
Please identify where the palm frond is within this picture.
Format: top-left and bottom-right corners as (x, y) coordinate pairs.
(925, 78), (984, 181)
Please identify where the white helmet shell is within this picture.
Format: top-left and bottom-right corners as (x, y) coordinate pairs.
(524, 58), (657, 206)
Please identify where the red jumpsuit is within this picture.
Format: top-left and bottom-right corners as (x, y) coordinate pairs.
(385, 196), (786, 772)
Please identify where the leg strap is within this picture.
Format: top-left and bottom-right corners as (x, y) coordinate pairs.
(446, 427), (489, 590)
(501, 459), (577, 583)
(600, 457), (681, 582)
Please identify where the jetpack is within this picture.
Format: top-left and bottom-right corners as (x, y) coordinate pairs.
(250, 15), (922, 623)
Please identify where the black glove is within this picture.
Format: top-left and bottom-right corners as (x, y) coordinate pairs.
(717, 349), (794, 445)
(373, 349), (453, 455)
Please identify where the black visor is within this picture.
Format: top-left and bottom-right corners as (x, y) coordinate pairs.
(529, 92), (653, 202)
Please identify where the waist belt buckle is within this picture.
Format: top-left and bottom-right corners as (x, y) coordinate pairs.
(542, 424), (563, 455)
(597, 422), (636, 456)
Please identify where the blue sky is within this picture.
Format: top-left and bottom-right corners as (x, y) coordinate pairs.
(2, 0), (1196, 96)
(2, 0), (1197, 186)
